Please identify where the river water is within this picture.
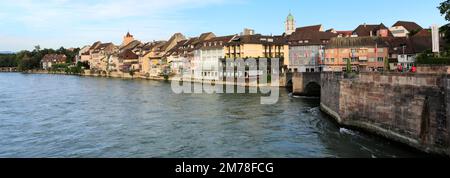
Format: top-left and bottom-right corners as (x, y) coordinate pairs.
(0, 73), (427, 158)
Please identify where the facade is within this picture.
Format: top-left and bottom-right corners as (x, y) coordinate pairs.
(193, 35), (235, 81)
(140, 33), (186, 77)
(390, 21), (423, 37)
(324, 37), (390, 72)
(118, 49), (140, 73)
(140, 41), (168, 77)
(388, 29), (433, 71)
(225, 34), (289, 60)
(89, 42), (117, 71)
(223, 34), (288, 78)
(288, 26), (337, 72)
(166, 32), (215, 77)
(76, 45), (91, 64)
(41, 54), (67, 70)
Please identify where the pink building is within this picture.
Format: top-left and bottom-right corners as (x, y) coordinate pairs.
(323, 37), (390, 72)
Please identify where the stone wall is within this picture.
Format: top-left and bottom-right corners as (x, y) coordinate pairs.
(417, 65), (450, 74)
(321, 72), (450, 156)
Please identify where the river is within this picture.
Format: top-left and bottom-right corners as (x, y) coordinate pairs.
(0, 73), (427, 158)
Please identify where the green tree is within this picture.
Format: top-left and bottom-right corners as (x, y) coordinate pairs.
(346, 58), (352, 73)
(439, 0), (450, 43)
(0, 54), (18, 67)
(384, 57), (390, 71)
(129, 68), (135, 78)
(439, 0), (450, 21)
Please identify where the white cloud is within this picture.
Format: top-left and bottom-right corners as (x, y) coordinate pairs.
(0, 0), (244, 51)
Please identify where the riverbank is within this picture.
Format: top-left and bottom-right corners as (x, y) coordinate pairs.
(22, 69), (287, 88)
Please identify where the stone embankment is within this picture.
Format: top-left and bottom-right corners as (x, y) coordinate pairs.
(320, 72), (450, 156)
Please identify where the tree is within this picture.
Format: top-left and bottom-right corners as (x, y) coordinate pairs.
(439, 0), (450, 21)
(384, 57), (390, 71)
(346, 58), (352, 73)
(439, 1), (450, 43)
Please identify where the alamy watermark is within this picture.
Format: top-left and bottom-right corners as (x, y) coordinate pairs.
(171, 58), (280, 105)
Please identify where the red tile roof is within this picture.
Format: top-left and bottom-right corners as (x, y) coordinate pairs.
(392, 21), (423, 32)
(295, 25), (323, 32)
(353, 23), (393, 37)
(41, 54), (67, 63)
(118, 49), (139, 60)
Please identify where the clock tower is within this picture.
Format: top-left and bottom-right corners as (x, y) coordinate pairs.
(285, 13), (296, 35)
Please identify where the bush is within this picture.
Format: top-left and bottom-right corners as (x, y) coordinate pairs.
(416, 50), (450, 65)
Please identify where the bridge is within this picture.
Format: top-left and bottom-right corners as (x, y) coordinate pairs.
(290, 72), (321, 96)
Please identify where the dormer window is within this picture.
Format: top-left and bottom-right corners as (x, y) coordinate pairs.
(268, 38), (273, 42)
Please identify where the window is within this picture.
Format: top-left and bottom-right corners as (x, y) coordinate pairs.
(378, 48), (384, 53)
(369, 58), (375, 62)
(343, 58), (349, 62)
(377, 57), (384, 62)
(331, 58), (335, 63)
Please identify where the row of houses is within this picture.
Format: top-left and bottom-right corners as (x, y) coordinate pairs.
(66, 13), (438, 80)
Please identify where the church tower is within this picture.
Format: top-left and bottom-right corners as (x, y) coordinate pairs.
(285, 13), (296, 35)
(122, 31), (134, 46)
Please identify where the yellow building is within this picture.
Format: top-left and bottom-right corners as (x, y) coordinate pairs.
(225, 34), (289, 66)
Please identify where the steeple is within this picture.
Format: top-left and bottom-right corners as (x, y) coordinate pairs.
(285, 12), (296, 35)
(122, 31), (135, 46)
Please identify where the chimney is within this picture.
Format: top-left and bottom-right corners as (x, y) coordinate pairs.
(364, 23), (367, 27)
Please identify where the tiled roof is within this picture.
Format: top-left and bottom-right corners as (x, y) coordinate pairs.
(120, 40), (142, 51)
(288, 29), (337, 46)
(392, 21), (423, 32)
(89, 41), (101, 51)
(295, 25), (323, 32)
(413, 29), (431, 37)
(200, 35), (235, 50)
(160, 33), (186, 52)
(326, 37), (390, 48)
(227, 34), (288, 45)
(353, 23), (393, 37)
(41, 54), (67, 63)
(386, 37), (415, 54)
(118, 49), (139, 59)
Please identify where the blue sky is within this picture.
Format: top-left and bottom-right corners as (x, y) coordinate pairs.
(0, 0), (447, 51)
